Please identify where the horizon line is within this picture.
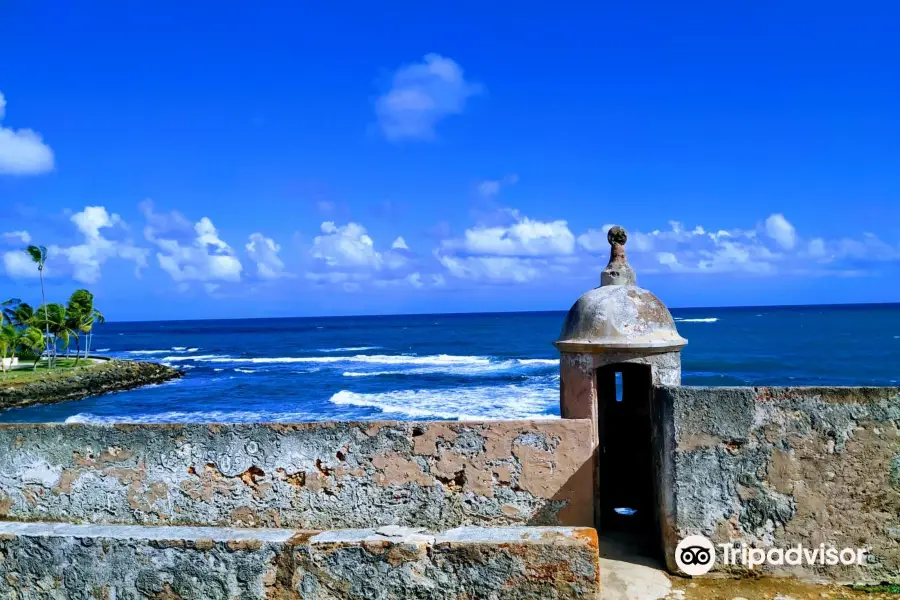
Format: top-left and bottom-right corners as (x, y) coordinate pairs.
(104, 300), (900, 325)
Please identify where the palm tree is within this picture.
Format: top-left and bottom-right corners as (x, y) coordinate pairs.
(25, 245), (51, 368)
(65, 290), (102, 366)
(10, 303), (34, 329)
(18, 327), (46, 370)
(0, 324), (15, 379)
(0, 325), (43, 376)
(77, 294), (104, 361)
(30, 303), (71, 367)
(1, 298), (22, 327)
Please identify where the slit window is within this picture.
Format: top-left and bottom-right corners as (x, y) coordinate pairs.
(615, 372), (623, 402)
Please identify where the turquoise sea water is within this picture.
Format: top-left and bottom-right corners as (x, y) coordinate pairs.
(1, 304), (898, 424)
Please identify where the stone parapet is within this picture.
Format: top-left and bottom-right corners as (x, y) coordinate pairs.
(656, 386), (900, 583)
(0, 420), (594, 529)
(0, 521), (601, 599)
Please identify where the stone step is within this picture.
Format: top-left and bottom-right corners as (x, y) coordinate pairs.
(0, 521), (600, 599)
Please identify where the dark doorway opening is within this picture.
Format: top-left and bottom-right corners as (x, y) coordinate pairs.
(596, 363), (658, 556)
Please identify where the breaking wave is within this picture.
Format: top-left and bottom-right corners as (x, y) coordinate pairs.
(130, 347), (200, 355)
(65, 410), (325, 424)
(339, 358), (558, 378)
(675, 317), (719, 323)
(161, 354), (233, 362)
(328, 380), (559, 420)
(318, 346), (381, 352)
(161, 354), (491, 366)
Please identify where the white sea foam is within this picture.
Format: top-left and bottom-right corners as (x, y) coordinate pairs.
(318, 346), (381, 352)
(329, 380), (559, 420)
(202, 354), (492, 366)
(161, 354), (233, 362)
(343, 371), (391, 377)
(339, 357), (557, 378)
(234, 368), (255, 374)
(675, 317), (719, 323)
(65, 410), (324, 424)
(158, 353), (558, 382)
(515, 359), (559, 366)
(171, 346), (187, 351)
(94, 348), (110, 352)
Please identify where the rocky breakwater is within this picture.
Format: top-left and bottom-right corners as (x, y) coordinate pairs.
(0, 360), (183, 411)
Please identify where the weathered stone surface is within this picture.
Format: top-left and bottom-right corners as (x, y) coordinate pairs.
(554, 227), (686, 353)
(555, 286), (687, 352)
(0, 521), (601, 599)
(0, 360), (182, 411)
(657, 386), (900, 583)
(0, 420), (594, 529)
(559, 351), (681, 447)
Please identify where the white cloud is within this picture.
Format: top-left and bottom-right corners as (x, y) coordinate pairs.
(477, 180), (501, 198)
(373, 272), (426, 289)
(611, 219), (778, 275)
(0, 92), (54, 175)
(807, 238), (827, 258)
(830, 233), (900, 262)
(2, 206), (147, 283)
(449, 214), (575, 257)
(245, 233), (291, 279)
(2, 230), (31, 244)
(59, 205), (149, 283)
(307, 221), (417, 289)
(437, 254), (543, 283)
(305, 271), (371, 293)
(477, 175), (518, 198)
(139, 199), (192, 241)
(376, 54), (482, 141)
(582, 213), (900, 277)
(577, 225), (615, 252)
(3, 251), (39, 278)
(312, 222), (384, 268)
(407, 272), (423, 288)
(765, 213), (797, 250)
(142, 201), (243, 284)
(436, 210), (577, 283)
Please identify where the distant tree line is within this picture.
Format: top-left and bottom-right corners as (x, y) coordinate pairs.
(0, 245), (104, 378)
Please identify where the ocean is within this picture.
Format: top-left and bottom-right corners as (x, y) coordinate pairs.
(1, 304), (899, 424)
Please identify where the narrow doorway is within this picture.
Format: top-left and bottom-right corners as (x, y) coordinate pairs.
(596, 363), (658, 555)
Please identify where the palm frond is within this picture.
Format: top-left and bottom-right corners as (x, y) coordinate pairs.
(24, 245), (47, 265)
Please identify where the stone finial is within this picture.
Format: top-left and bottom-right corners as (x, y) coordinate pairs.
(600, 226), (636, 286)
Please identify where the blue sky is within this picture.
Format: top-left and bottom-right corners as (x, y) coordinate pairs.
(1, 2), (898, 321)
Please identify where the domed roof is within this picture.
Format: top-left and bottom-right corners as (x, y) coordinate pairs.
(554, 226), (687, 352)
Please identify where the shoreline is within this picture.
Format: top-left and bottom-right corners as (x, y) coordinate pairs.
(0, 359), (184, 412)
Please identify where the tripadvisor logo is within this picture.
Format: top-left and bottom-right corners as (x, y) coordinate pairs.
(675, 535), (869, 576)
(675, 536), (716, 575)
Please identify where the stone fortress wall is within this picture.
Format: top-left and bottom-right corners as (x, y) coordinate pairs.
(0, 226), (898, 598)
(0, 420), (600, 599)
(657, 385), (900, 582)
(0, 420), (594, 529)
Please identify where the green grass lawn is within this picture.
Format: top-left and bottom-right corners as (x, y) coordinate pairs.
(1, 357), (104, 385)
